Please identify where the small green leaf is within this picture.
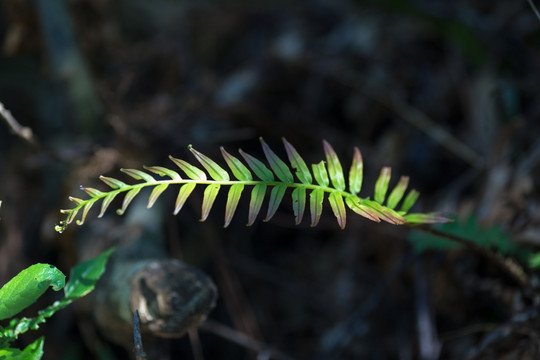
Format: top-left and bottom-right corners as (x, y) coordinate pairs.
(309, 189), (324, 227)
(328, 192), (346, 229)
(323, 140), (346, 191)
(221, 147), (253, 181)
(201, 184), (220, 221)
(117, 187), (142, 215)
(348, 147), (363, 195)
(363, 199), (406, 225)
(265, 184), (287, 222)
(68, 196), (85, 205)
(247, 184), (266, 226)
(64, 248), (114, 299)
(345, 196), (381, 222)
(291, 187), (306, 225)
(190, 146), (230, 181)
(98, 192), (118, 218)
(0, 264), (65, 320)
(374, 167), (391, 204)
(76, 200), (95, 226)
(400, 190), (420, 213)
(224, 184), (244, 227)
(169, 156), (207, 180)
(0, 336), (44, 360)
(147, 184), (169, 208)
(82, 187), (103, 197)
(120, 168), (155, 182)
(386, 176), (409, 209)
(100, 176), (127, 189)
(312, 161), (329, 187)
(174, 183), (196, 215)
(283, 138), (312, 184)
(239, 149), (274, 182)
(260, 138), (294, 183)
(144, 166), (182, 180)
(405, 213), (453, 224)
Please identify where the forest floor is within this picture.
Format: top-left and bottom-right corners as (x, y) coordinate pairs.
(1, 1), (540, 359)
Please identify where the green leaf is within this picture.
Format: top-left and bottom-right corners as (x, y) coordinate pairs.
(190, 146), (230, 181)
(348, 147), (363, 195)
(260, 138), (294, 183)
(404, 213), (454, 225)
(64, 248), (114, 299)
(374, 167), (391, 204)
(363, 199), (406, 225)
(0, 264), (65, 320)
(99, 176), (127, 189)
(82, 187), (103, 197)
(328, 192), (346, 229)
(144, 166), (182, 180)
(309, 189), (324, 227)
(174, 183), (196, 215)
(221, 147), (253, 181)
(400, 190), (420, 213)
(76, 200), (95, 226)
(120, 168), (155, 182)
(0, 337), (44, 360)
(117, 187), (142, 215)
(98, 193), (118, 218)
(386, 176), (409, 209)
(323, 140), (346, 191)
(239, 149), (274, 182)
(282, 138), (312, 184)
(247, 184), (266, 226)
(147, 183), (169, 208)
(345, 196), (381, 223)
(224, 184), (244, 228)
(201, 184), (220, 221)
(291, 187), (306, 225)
(312, 161), (329, 187)
(265, 184), (287, 222)
(169, 156), (207, 180)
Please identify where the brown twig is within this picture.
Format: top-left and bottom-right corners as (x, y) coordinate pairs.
(0, 101), (39, 147)
(406, 224), (529, 288)
(200, 320), (296, 360)
(133, 310), (147, 360)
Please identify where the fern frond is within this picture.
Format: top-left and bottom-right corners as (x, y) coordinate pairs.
(55, 138), (451, 233)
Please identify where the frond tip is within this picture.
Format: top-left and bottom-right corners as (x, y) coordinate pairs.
(55, 138), (451, 233)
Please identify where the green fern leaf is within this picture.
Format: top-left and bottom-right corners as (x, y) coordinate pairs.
(239, 149), (274, 182)
(374, 167), (391, 204)
(260, 138), (294, 183)
(265, 184), (287, 222)
(328, 192), (346, 229)
(174, 183), (196, 215)
(348, 147), (363, 195)
(225, 184), (244, 228)
(190, 146), (230, 181)
(291, 187), (306, 225)
(221, 147), (253, 181)
(248, 184), (266, 226)
(323, 140), (346, 191)
(56, 138), (451, 233)
(121, 168), (155, 182)
(169, 156), (207, 180)
(309, 188), (325, 227)
(283, 138), (312, 184)
(201, 184), (220, 221)
(312, 161), (330, 187)
(386, 176), (409, 210)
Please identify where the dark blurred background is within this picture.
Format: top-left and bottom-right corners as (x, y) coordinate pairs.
(1, 0), (540, 359)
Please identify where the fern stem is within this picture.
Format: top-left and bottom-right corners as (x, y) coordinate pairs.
(406, 224), (529, 288)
